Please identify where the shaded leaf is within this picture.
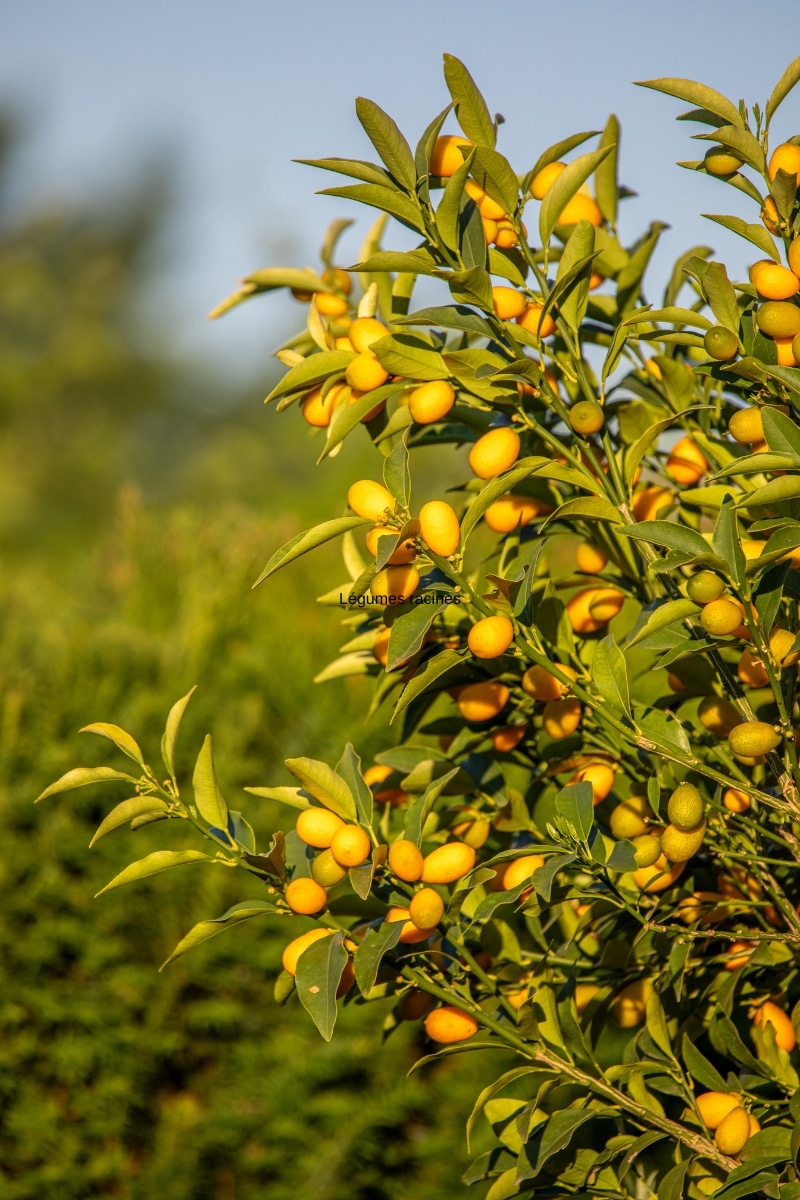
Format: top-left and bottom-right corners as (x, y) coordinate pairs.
(555, 781), (594, 840)
(354, 920), (403, 995)
(90, 796), (169, 847)
(626, 599), (700, 648)
(160, 900), (282, 969)
(637, 77), (743, 128)
(253, 516), (372, 586)
(391, 648), (465, 721)
(592, 634), (631, 717)
(335, 744), (373, 828)
(296, 929), (348, 1041)
(540, 145), (615, 246)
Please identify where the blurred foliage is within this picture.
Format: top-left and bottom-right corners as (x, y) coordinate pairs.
(0, 116), (489, 1196)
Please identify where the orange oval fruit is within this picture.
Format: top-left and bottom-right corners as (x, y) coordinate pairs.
(569, 762), (615, 804)
(769, 142), (800, 186)
(723, 940), (753, 971)
(753, 999), (796, 1051)
(575, 543), (607, 574)
(388, 838), (424, 882)
(365, 526), (416, 565)
(418, 500), (460, 557)
(492, 725), (526, 752)
(698, 695), (743, 737)
(696, 1091), (743, 1130)
(315, 292), (349, 317)
(502, 854), (545, 890)
(631, 855), (685, 893)
(714, 1106), (751, 1156)
(632, 485), (674, 522)
(728, 721), (781, 758)
(530, 161), (566, 199)
(756, 301), (800, 340)
(371, 565), (420, 604)
(421, 842), (477, 884)
(348, 479), (397, 522)
(558, 192), (603, 227)
(738, 647), (768, 688)
(409, 887), (445, 930)
(468, 427), (521, 478)
(516, 302), (556, 338)
(543, 697), (581, 739)
(424, 1005), (479, 1043)
(492, 285), (527, 320)
(610, 978), (652, 1028)
(750, 259), (800, 300)
(666, 436), (708, 485)
(430, 134), (472, 177)
(386, 905), (431, 944)
(296, 808), (346, 849)
(704, 147), (743, 176)
(521, 663), (577, 700)
(282, 928), (332, 975)
(723, 787), (750, 813)
(345, 351), (389, 392)
(569, 400), (604, 435)
(465, 179), (505, 221)
(457, 680), (509, 722)
(330, 825), (371, 868)
(398, 988), (433, 1021)
(285, 877), (328, 915)
(700, 598), (745, 637)
(311, 849), (349, 887)
(484, 495), (545, 532)
(468, 615), (515, 659)
(349, 317), (388, 353)
(301, 384), (342, 427)
(408, 380), (455, 424)
(567, 587), (625, 634)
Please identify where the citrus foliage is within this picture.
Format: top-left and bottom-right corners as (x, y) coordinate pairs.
(42, 56), (800, 1199)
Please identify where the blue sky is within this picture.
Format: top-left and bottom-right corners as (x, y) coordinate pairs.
(3, 0), (798, 377)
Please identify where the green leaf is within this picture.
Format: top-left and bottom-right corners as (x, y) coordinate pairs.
(532, 852), (575, 903)
(243, 265), (333, 292)
(636, 77), (744, 128)
(391, 648), (465, 721)
(740, 1127), (792, 1162)
(371, 333), (448, 381)
(295, 157), (391, 187)
(192, 734), (228, 830)
(243, 785), (311, 810)
(335, 744), (373, 828)
(471, 146), (519, 215)
(386, 602), (439, 671)
(447, 266), (493, 309)
(442, 54), (495, 148)
(355, 97), (416, 191)
(434, 150), (474, 251)
(264, 350), (355, 405)
(79, 723), (146, 768)
(555, 220), (595, 333)
(284, 758), (357, 820)
(383, 435), (410, 508)
(619, 521), (711, 559)
(354, 920), (403, 995)
(622, 305), (713, 330)
(592, 634), (631, 717)
(625, 598), (701, 648)
(702, 261), (741, 334)
(656, 1158), (689, 1200)
(645, 991), (675, 1059)
(694, 124), (766, 173)
(595, 113), (620, 226)
(253, 516), (372, 586)
(532, 1107), (610, 1175)
(95, 849), (218, 897)
(161, 685), (197, 782)
(714, 1173), (781, 1200)
(736, 475), (800, 509)
(540, 145), (615, 246)
(89, 796), (169, 847)
(545, 496), (622, 526)
(606, 840), (638, 871)
(319, 382), (403, 462)
(415, 102), (452, 185)
(273, 969), (296, 1007)
(525, 130), (601, 193)
(766, 56), (800, 124)
(160, 900), (282, 969)
(394, 304), (494, 339)
(555, 781), (594, 841)
(36, 765), (140, 803)
(702, 214), (780, 263)
(296, 929), (348, 1041)
(762, 407), (800, 459)
(713, 496), (746, 590)
(467, 1067), (541, 1150)
(637, 709), (691, 756)
(353, 248), (442, 277)
(403, 768), (459, 846)
(682, 1035), (729, 1091)
(319, 184), (425, 233)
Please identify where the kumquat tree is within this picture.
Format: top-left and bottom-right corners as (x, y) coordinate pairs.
(39, 54), (800, 1200)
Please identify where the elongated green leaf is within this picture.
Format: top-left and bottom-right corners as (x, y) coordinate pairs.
(713, 495), (746, 589)
(702, 261), (740, 334)
(36, 765), (139, 803)
(545, 496), (622, 526)
(161, 685), (197, 782)
(415, 102), (452, 184)
(355, 97), (416, 191)
(383, 435), (410, 508)
(296, 157), (390, 187)
(265, 350), (354, 405)
(79, 723), (145, 768)
(371, 333), (448, 381)
(766, 56), (800, 124)
(467, 1067), (543, 1151)
(636, 77), (743, 128)
(657, 1158), (689, 1200)
(459, 457), (549, 546)
(435, 151), (474, 251)
(736, 475), (800, 509)
(319, 183), (425, 232)
(619, 521), (710, 558)
(192, 734), (228, 829)
(595, 113), (619, 226)
(319, 382), (403, 462)
(555, 220), (594, 333)
(354, 920), (403, 995)
(253, 516), (372, 587)
(592, 634), (631, 717)
(623, 305), (713, 330)
(682, 1035), (729, 1091)
(335, 744), (373, 828)
(96, 850), (217, 897)
(90, 796), (169, 847)
(244, 265), (332, 292)
(244, 785), (311, 810)
(443, 54), (495, 148)
(391, 647), (465, 721)
(555, 781), (594, 840)
(532, 1107), (611, 1175)
(386, 602), (439, 671)
(403, 768), (459, 846)
(160, 900), (282, 969)
(762, 407), (800, 459)
(394, 304), (494, 339)
(296, 929), (348, 1041)
(638, 708), (691, 756)
(284, 757), (357, 820)
(695, 124), (765, 172)
(352, 249), (441, 277)
(540, 145), (615, 246)
(471, 146), (519, 215)
(703, 214), (780, 263)
(447, 266), (493, 309)
(627, 599), (700, 648)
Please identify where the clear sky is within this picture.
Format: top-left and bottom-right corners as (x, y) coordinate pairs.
(3, 0), (798, 377)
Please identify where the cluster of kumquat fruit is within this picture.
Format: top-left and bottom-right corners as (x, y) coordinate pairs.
(43, 55), (800, 1200)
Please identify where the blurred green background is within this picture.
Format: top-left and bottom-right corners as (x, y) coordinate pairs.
(0, 116), (502, 1198)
